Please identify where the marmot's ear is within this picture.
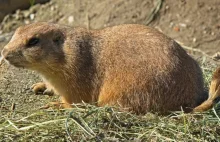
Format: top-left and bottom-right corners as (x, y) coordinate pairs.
(52, 30), (65, 46)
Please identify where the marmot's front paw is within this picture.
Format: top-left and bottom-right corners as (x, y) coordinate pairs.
(43, 88), (54, 96)
(31, 82), (54, 96)
(31, 82), (46, 94)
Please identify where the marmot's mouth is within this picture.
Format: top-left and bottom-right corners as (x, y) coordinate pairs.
(9, 60), (25, 68)
(11, 63), (25, 68)
(2, 58), (25, 68)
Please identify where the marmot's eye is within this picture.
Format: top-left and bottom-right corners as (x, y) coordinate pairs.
(27, 38), (39, 47)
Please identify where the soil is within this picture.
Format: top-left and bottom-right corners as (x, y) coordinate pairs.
(0, 0), (49, 22)
(0, 0), (219, 114)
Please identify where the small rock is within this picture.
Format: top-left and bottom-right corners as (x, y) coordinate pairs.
(169, 22), (174, 28)
(179, 23), (187, 28)
(212, 52), (220, 61)
(51, 6), (55, 11)
(68, 16), (74, 24)
(30, 14), (35, 20)
(193, 38), (197, 43)
(24, 20), (30, 24)
(173, 26), (180, 32)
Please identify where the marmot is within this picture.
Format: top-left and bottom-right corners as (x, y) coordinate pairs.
(1, 22), (207, 114)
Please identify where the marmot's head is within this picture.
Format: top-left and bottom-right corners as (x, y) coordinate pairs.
(1, 22), (66, 72)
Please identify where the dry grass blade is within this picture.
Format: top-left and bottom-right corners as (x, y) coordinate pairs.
(0, 102), (219, 141)
(146, 0), (163, 25)
(176, 40), (212, 59)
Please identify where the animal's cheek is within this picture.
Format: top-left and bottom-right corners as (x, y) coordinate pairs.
(22, 48), (44, 63)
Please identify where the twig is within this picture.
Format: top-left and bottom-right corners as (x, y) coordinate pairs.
(176, 40), (212, 59)
(2, 118), (65, 131)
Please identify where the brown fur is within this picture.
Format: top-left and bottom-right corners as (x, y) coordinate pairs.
(1, 22), (205, 114)
(193, 68), (220, 112)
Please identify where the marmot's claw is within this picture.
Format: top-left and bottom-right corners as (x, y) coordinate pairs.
(31, 82), (46, 95)
(43, 88), (54, 96)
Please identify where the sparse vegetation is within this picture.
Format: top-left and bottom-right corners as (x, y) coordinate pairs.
(0, 102), (219, 141)
(0, 66), (219, 141)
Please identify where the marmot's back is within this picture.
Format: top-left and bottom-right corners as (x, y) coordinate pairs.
(94, 24), (204, 114)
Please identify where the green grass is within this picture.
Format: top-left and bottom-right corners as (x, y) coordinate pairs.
(29, 0), (36, 7)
